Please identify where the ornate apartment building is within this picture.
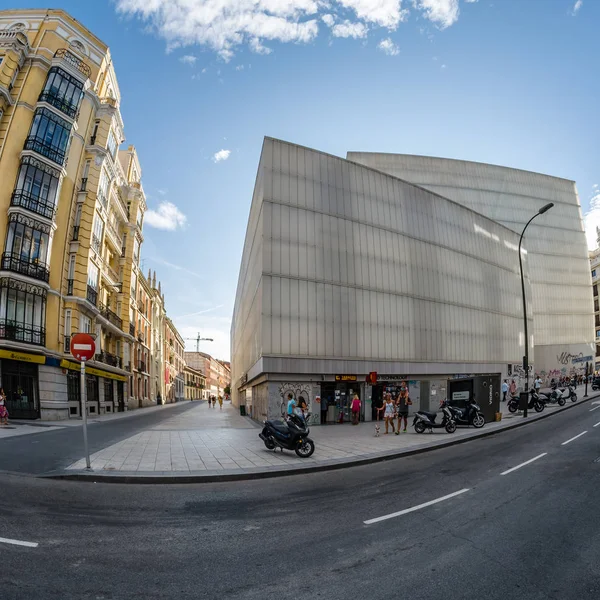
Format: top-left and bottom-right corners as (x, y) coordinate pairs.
(184, 351), (231, 399)
(165, 316), (184, 403)
(0, 9), (154, 419)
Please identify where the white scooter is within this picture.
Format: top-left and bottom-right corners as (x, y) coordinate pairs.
(550, 384), (577, 404)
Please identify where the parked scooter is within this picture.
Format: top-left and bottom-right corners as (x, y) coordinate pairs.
(447, 398), (485, 428)
(259, 413), (315, 457)
(551, 384), (577, 403)
(413, 400), (457, 434)
(507, 389), (545, 413)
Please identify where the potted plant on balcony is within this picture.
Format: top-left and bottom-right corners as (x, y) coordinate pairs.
(5, 320), (18, 340)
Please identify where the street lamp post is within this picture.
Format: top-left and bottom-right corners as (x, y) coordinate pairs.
(518, 202), (554, 417)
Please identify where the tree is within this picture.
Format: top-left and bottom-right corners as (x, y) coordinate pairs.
(224, 385), (231, 396)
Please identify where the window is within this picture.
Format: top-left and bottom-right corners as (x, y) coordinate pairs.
(68, 255), (76, 279)
(0, 277), (47, 345)
(11, 156), (60, 220)
(38, 67), (84, 119)
(80, 314), (91, 334)
(87, 261), (99, 290)
(91, 214), (103, 252)
(2, 214), (51, 282)
(64, 308), (72, 351)
(131, 271), (137, 298)
(24, 107), (71, 165)
(107, 129), (118, 158)
(593, 269), (597, 277)
(9, 67), (19, 91)
(597, 330), (600, 338)
(98, 169), (109, 206)
(133, 238), (140, 264)
(595, 285), (598, 297)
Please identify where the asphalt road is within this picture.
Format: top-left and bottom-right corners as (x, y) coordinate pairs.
(2, 398), (600, 599)
(0, 402), (199, 474)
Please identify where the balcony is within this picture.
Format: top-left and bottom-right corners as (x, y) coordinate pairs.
(138, 360), (147, 373)
(0, 319), (45, 346)
(10, 190), (56, 221)
(23, 136), (66, 166)
(99, 301), (123, 329)
(80, 177), (88, 192)
(72, 225), (79, 241)
(138, 332), (145, 344)
(64, 335), (71, 353)
(67, 278), (74, 295)
(129, 323), (135, 336)
(95, 351), (122, 369)
(90, 135), (96, 146)
(38, 89), (78, 119)
(91, 234), (101, 253)
(121, 246), (126, 258)
(54, 49), (91, 79)
(86, 285), (97, 306)
(1, 253), (50, 283)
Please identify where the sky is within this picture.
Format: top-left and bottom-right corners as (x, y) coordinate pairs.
(7, 0), (599, 360)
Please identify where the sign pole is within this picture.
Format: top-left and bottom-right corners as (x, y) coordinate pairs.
(81, 358), (90, 469)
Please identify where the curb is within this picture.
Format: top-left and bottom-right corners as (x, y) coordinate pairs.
(44, 392), (599, 485)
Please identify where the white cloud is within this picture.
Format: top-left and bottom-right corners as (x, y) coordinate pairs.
(414, 0), (459, 29)
(157, 188), (167, 195)
(585, 187), (600, 250)
(201, 67), (207, 73)
(441, 63), (447, 68)
(115, 0), (465, 59)
(465, 0), (478, 3)
(213, 149), (231, 162)
(331, 20), (369, 38)
(145, 201), (187, 231)
(179, 54), (197, 65)
(235, 64), (244, 70)
(571, 0), (583, 16)
(378, 37), (400, 55)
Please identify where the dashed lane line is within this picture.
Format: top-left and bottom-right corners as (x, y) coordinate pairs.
(0, 537), (39, 548)
(561, 431), (588, 446)
(500, 453), (548, 476)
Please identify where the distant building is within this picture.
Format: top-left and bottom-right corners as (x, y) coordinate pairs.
(165, 317), (184, 402)
(184, 364), (205, 401)
(590, 248), (600, 370)
(184, 352), (229, 398)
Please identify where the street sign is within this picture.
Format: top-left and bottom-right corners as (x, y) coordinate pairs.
(70, 333), (96, 362)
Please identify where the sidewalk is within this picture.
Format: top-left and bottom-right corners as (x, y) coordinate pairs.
(0, 400), (189, 439)
(60, 393), (600, 481)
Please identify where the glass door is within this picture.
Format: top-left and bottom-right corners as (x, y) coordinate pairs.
(2, 360), (40, 419)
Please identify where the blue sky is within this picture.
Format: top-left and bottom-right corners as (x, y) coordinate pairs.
(9, 0), (599, 359)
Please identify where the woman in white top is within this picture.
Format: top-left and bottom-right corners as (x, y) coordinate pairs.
(377, 393), (396, 434)
(0, 388), (8, 426)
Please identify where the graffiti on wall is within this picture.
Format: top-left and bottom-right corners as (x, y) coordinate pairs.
(276, 382), (319, 425)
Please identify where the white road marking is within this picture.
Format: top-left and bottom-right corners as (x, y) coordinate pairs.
(561, 431), (588, 446)
(589, 405), (600, 412)
(500, 453), (547, 476)
(594, 422), (600, 428)
(363, 488), (470, 525)
(0, 536), (39, 548)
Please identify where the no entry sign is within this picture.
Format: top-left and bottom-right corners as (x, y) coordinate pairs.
(70, 333), (96, 362)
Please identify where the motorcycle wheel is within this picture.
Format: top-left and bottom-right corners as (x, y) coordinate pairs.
(472, 413), (485, 428)
(414, 421), (426, 434)
(508, 402), (518, 414)
(445, 421), (457, 434)
(534, 401), (544, 413)
(571, 394), (577, 402)
(558, 397), (566, 406)
(295, 439), (315, 458)
(263, 438), (275, 450)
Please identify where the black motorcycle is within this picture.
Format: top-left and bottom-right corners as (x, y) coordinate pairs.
(508, 389), (545, 413)
(447, 398), (485, 428)
(413, 401), (457, 434)
(259, 413), (315, 458)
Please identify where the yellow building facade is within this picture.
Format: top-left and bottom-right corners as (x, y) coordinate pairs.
(0, 10), (146, 419)
(184, 364), (205, 401)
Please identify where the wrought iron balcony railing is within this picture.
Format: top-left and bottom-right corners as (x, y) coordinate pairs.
(72, 225), (79, 241)
(80, 177), (88, 192)
(1, 253), (50, 283)
(67, 278), (74, 295)
(86, 285), (97, 306)
(129, 323), (135, 336)
(54, 49), (91, 79)
(98, 301), (123, 329)
(138, 361), (147, 373)
(0, 318), (45, 346)
(10, 190), (56, 220)
(95, 351), (122, 369)
(64, 335), (71, 353)
(91, 234), (101, 253)
(23, 136), (66, 166)
(38, 89), (78, 119)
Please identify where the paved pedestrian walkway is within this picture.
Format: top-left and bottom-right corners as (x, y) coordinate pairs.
(65, 395), (595, 475)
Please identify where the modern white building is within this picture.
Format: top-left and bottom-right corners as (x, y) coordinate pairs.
(231, 138), (594, 423)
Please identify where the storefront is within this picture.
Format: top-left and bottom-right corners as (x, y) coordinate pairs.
(320, 375), (364, 424)
(0, 349), (44, 419)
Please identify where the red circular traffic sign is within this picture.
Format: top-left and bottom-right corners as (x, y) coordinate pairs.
(70, 333), (96, 362)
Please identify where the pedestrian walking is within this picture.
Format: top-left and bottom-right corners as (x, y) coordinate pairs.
(377, 393), (396, 434)
(509, 379), (517, 398)
(534, 375), (542, 391)
(286, 393), (296, 416)
(218, 395), (223, 409)
(350, 393), (361, 425)
(501, 379), (508, 402)
(320, 397), (328, 424)
(298, 396), (309, 419)
(0, 388), (8, 427)
(395, 384), (411, 433)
